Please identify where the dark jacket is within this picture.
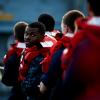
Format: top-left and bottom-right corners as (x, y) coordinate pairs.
(21, 54), (44, 96)
(2, 43), (24, 86)
(19, 44), (48, 97)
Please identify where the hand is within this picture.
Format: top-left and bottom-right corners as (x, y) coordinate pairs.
(38, 81), (47, 94)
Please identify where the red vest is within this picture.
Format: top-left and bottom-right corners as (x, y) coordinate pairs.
(41, 35), (72, 73)
(19, 46), (48, 81)
(3, 43), (23, 64)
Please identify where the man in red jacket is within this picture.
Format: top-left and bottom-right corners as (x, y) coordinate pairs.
(61, 0), (100, 100)
(18, 22), (49, 100)
(2, 21), (28, 100)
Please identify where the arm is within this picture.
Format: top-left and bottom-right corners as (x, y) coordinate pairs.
(39, 47), (64, 93)
(2, 53), (19, 86)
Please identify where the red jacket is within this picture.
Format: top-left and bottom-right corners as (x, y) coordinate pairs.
(41, 34), (73, 73)
(19, 45), (48, 81)
(2, 42), (25, 86)
(62, 17), (100, 100)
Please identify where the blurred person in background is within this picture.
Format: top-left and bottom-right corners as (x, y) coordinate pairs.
(2, 21), (28, 100)
(61, 0), (100, 100)
(38, 13), (59, 37)
(38, 13), (57, 47)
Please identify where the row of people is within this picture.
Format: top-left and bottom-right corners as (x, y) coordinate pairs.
(1, 10), (84, 100)
(1, 0), (100, 99)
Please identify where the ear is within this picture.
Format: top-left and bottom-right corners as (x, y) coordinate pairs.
(74, 22), (78, 33)
(67, 26), (73, 33)
(88, 3), (94, 16)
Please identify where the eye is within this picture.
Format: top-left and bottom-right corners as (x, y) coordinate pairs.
(31, 33), (38, 37)
(25, 31), (28, 36)
(31, 34), (35, 37)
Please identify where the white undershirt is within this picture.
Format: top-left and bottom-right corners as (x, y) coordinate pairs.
(88, 17), (100, 26)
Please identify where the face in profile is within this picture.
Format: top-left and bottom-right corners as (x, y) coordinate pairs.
(61, 22), (68, 35)
(24, 26), (44, 47)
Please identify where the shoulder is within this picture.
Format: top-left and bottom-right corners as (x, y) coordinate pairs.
(24, 48), (45, 64)
(50, 41), (62, 55)
(3, 45), (17, 64)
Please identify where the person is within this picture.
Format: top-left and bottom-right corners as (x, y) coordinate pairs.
(38, 13), (58, 37)
(40, 10), (85, 74)
(2, 21), (28, 100)
(38, 13), (57, 48)
(61, 0), (100, 100)
(18, 22), (48, 100)
(39, 10), (85, 100)
(61, 10), (84, 35)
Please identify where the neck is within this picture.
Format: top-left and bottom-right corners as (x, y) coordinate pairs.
(27, 43), (42, 49)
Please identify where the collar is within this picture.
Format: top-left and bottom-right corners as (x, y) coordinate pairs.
(17, 42), (26, 49)
(64, 32), (74, 38)
(88, 17), (100, 26)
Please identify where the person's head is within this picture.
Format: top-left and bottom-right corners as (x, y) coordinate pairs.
(13, 21), (28, 42)
(87, 0), (100, 16)
(24, 22), (46, 47)
(38, 13), (55, 32)
(61, 10), (85, 34)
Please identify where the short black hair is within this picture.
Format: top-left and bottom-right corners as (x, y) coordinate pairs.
(28, 22), (46, 35)
(13, 21), (28, 42)
(87, 0), (100, 16)
(62, 10), (84, 32)
(38, 13), (55, 31)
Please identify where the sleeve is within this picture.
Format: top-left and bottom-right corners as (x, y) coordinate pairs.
(2, 53), (19, 86)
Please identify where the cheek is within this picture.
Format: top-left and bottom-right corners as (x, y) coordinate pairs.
(31, 37), (39, 43)
(61, 24), (64, 31)
(31, 37), (37, 41)
(37, 35), (44, 40)
(62, 27), (67, 35)
(61, 24), (67, 33)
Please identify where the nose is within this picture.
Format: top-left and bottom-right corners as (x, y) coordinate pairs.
(24, 34), (30, 42)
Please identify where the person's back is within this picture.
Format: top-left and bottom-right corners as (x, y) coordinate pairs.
(41, 10), (85, 74)
(2, 43), (25, 86)
(62, 0), (100, 99)
(74, 17), (100, 100)
(2, 21), (28, 100)
(38, 13), (57, 48)
(38, 13), (55, 34)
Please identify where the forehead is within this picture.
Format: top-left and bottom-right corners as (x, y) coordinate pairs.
(25, 26), (39, 33)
